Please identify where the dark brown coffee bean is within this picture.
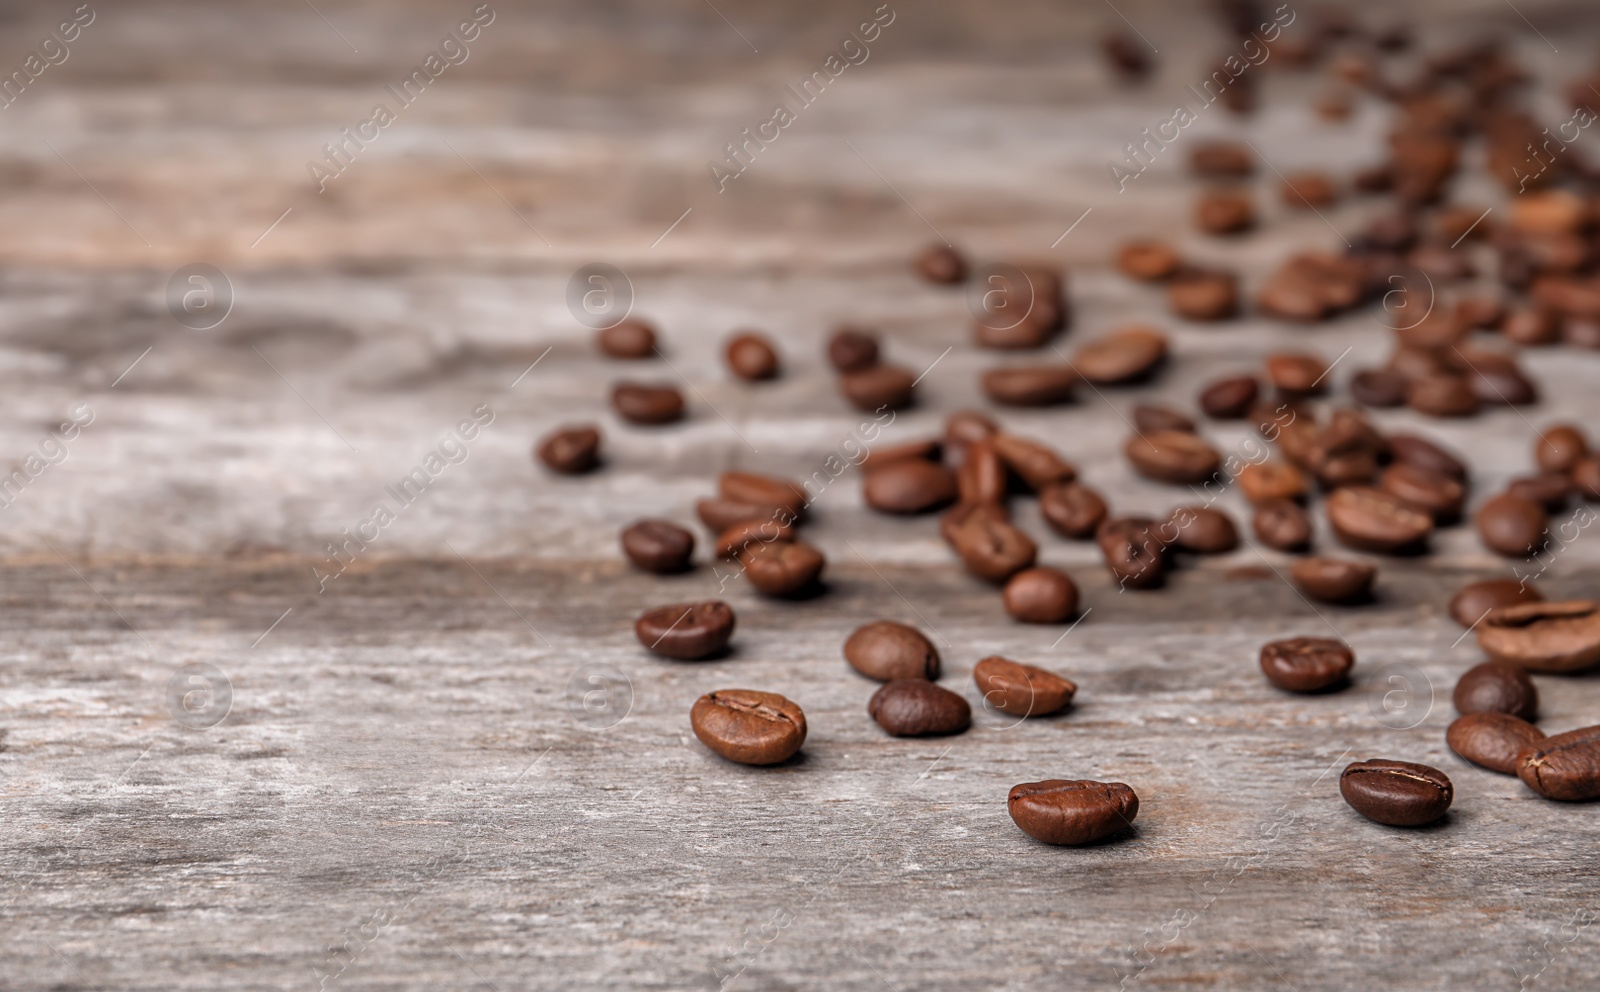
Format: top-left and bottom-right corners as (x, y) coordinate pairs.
(691, 689), (806, 765)
(1447, 713), (1543, 775)
(1327, 486), (1433, 553)
(947, 506), (1038, 582)
(844, 621), (940, 682)
(991, 433), (1075, 491)
(957, 439), (1005, 505)
(1196, 189), (1255, 234)
(1454, 350), (1538, 406)
(1040, 481), (1108, 539)
(863, 460), (958, 514)
(869, 679), (971, 737)
(1380, 462), (1465, 522)
(1132, 404), (1195, 435)
(1517, 725), (1600, 801)
(1453, 662), (1537, 720)
(1388, 433), (1467, 482)
(1162, 505), (1238, 554)
(1350, 369), (1408, 408)
(1475, 493), (1547, 557)
(1449, 578), (1542, 629)
(714, 519), (795, 559)
(1190, 140), (1253, 178)
(861, 438), (940, 470)
(1574, 456), (1600, 500)
(1477, 600), (1600, 673)
(1536, 424), (1589, 474)
(612, 382), (685, 425)
(1117, 240), (1181, 282)
(1125, 430), (1221, 484)
(740, 540), (825, 597)
(536, 424), (601, 474)
(1339, 759), (1453, 826)
(635, 601), (736, 660)
(1008, 780), (1138, 845)
(975, 657), (1076, 716)
(915, 243), (967, 284)
(1254, 498), (1313, 552)
(1407, 373), (1479, 417)
(1098, 517), (1167, 589)
(840, 364), (916, 412)
(1289, 557), (1376, 603)
(720, 472), (806, 518)
(1168, 269), (1239, 320)
(1101, 31), (1151, 79)
(1074, 327), (1168, 384)
(1002, 567), (1079, 623)
(1237, 462), (1309, 505)
(971, 263), (1065, 350)
(939, 500), (1011, 544)
(725, 332), (779, 381)
(597, 317), (657, 359)
(1199, 375), (1259, 419)
(1507, 472), (1573, 513)
(828, 327), (879, 372)
(696, 497), (776, 534)
(1259, 637), (1354, 692)
(1266, 353), (1329, 396)
(1281, 171), (1339, 208)
(981, 365), (1076, 406)
(620, 519), (695, 574)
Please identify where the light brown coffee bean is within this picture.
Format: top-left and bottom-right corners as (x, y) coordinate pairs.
(691, 689), (806, 765)
(1476, 600), (1600, 673)
(719, 472), (806, 518)
(981, 365), (1076, 406)
(1237, 462), (1309, 505)
(1124, 430), (1221, 484)
(1448, 713), (1544, 775)
(1132, 404), (1196, 435)
(974, 657), (1076, 716)
(1259, 637), (1354, 692)
(1475, 492), (1547, 557)
(869, 679), (971, 737)
(844, 621), (941, 682)
(612, 382), (685, 425)
(1168, 269), (1239, 320)
(1116, 240), (1181, 282)
(1517, 725), (1600, 801)
(1008, 780), (1139, 845)
(1002, 567), (1080, 623)
(1254, 498), (1313, 552)
(740, 541), (825, 597)
(1196, 189), (1255, 234)
(635, 601), (736, 660)
(725, 332), (780, 381)
(1340, 759), (1453, 826)
(597, 317), (657, 359)
(991, 433), (1076, 491)
(1074, 327), (1168, 384)
(863, 460), (958, 514)
(1289, 557), (1376, 603)
(947, 506), (1038, 582)
(840, 364), (916, 412)
(536, 424), (601, 474)
(1453, 662), (1538, 720)
(1449, 578), (1543, 629)
(1327, 486), (1433, 553)
(1040, 481), (1108, 539)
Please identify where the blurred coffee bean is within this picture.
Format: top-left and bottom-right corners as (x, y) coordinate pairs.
(1289, 557), (1376, 603)
(1254, 498), (1314, 552)
(916, 243), (968, 284)
(827, 327), (880, 372)
(840, 364), (916, 412)
(612, 382), (685, 425)
(1475, 492), (1547, 557)
(1073, 326), (1168, 384)
(981, 365), (1077, 406)
(725, 332), (780, 381)
(597, 317), (657, 359)
(1040, 481), (1109, 539)
(1132, 404), (1195, 435)
(1196, 189), (1255, 234)
(536, 424), (601, 474)
(1199, 375), (1259, 418)
(620, 519), (695, 573)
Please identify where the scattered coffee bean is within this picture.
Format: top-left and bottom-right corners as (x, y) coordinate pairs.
(1040, 481), (1109, 539)
(1477, 600), (1600, 673)
(1133, 404), (1195, 435)
(1073, 327), (1168, 384)
(635, 601), (736, 660)
(1289, 557), (1376, 603)
(1327, 486), (1433, 554)
(840, 364), (916, 412)
(1117, 240), (1181, 281)
(536, 424), (601, 474)
(1002, 567), (1080, 623)
(1455, 349), (1537, 406)
(869, 679), (971, 736)
(939, 500), (1011, 544)
(1168, 269), (1239, 320)
(958, 439), (1006, 506)
(691, 689), (806, 765)
(1162, 505), (1238, 553)
(1535, 424), (1588, 474)
(1190, 140), (1253, 178)
(720, 472), (806, 518)
(981, 365), (1077, 406)
(696, 497), (775, 533)
(844, 620), (941, 682)
(1380, 462), (1465, 522)
(1101, 31), (1151, 79)
(1502, 307), (1560, 345)
(1199, 375), (1259, 419)
(1350, 369), (1408, 408)
(1281, 171), (1339, 208)
(861, 438), (941, 470)
(1449, 578), (1543, 629)
(828, 327), (880, 372)
(1266, 353), (1329, 396)
(1098, 517), (1167, 589)
(946, 409), (999, 448)
(1507, 472), (1572, 514)
(740, 540), (825, 597)
(1388, 433), (1467, 482)
(975, 656), (1076, 716)
(1259, 637), (1354, 692)
(1196, 189), (1255, 234)
(1407, 372), (1479, 417)
(1008, 780), (1139, 845)
(947, 505), (1038, 582)
(1573, 456), (1600, 500)
(1237, 462), (1309, 505)
(725, 332), (780, 381)
(1125, 430), (1221, 484)
(1257, 253), (1368, 322)
(597, 317), (657, 359)
(1475, 492), (1547, 557)
(620, 519), (695, 573)
(1254, 498), (1314, 552)
(612, 382), (685, 425)
(1339, 759), (1453, 826)
(863, 459), (958, 514)
(1456, 296), (1504, 330)
(1453, 661), (1538, 720)
(991, 433), (1076, 491)
(714, 519), (795, 559)
(1517, 725), (1600, 801)
(916, 243), (967, 284)
(1447, 713), (1544, 775)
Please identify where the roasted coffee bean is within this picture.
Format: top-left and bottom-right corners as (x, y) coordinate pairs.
(1388, 433), (1467, 482)
(1101, 31), (1151, 79)
(1253, 498), (1313, 552)
(1475, 493), (1547, 557)
(844, 621), (941, 682)
(1008, 780), (1138, 845)
(1502, 307), (1560, 345)
(1199, 375), (1259, 419)
(1328, 486), (1433, 554)
(861, 438), (940, 470)
(696, 497), (777, 533)
(1453, 662), (1538, 720)
(635, 601), (736, 660)
(1536, 424), (1589, 474)
(1507, 472), (1573, 513)
(840, 364), (916, 412)
(1002, 567), (1080, 623)
(1125, 430), (1221, 484)
(916, 243), (967, 284)
(981, 365), (1076, 406)
(1454, 350), (1537, 406)
(991, 433), (1075, 491)
(972, 263), (1065, 349)
(740, 541), (825, 597)
(975, 656), (1076, 716)
(1237, 462), (1309, 505)
(1477, 600), (1600, 673)
(948, 506), (1038, 582)
(1196, 189), (1255, 235)
(1289, 557), (1376, 603)
(1281, 171), (1339, 208)
(946, 409), (998, 448)
(1266, 353), (1329, 396)
(620, 519), (695, 573)
(1339, 759), (1453, 826)
(1162, 505), (1238, 554)
(1448, 713), (1544, 775)
(597, 317), (657, 359)
(1190, 140), (1253, 177)
(536, 424), (601, 474)
(1517, 725), (1600, 801)
(725, 332), (780, 381)
(1449, 578), (1543, 629)
(1350, 369), (1409, 408)
(612, 382), (685, 425)
(1387, 345), (1450, 384)
(1272, 415), (1320, 468)
(1574, 456), (1600, 500)
(1073, 327), (1167, 384)
(1456, 296), (1505, 331)
(1132, 404), (1195, 435)
(828, 327), (880, 372)
(958, 439), (1006, 506)
(720, 472), (806, 518)
(1098, 517), (1167, 589)
(1259, 637), (1354, 692)
(1168, 269), (1238, 320)
(714, 519), (795, 559)
(1117, 240), (1181, 282)
(863, 459), (958, 514)
(869, 679), (971, 736)
(1380, 462), (1465, 522)
(1040, 481), (1108, 539)
(1407, 373), (1479, 417)
(691, 689), (806, 765)
(1257, 253), (1367, 321)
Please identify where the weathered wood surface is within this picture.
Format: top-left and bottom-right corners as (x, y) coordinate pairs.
(3, 1), (1600, 990)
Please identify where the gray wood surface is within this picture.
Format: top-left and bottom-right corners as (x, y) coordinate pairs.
(3, 1), (1600, 990)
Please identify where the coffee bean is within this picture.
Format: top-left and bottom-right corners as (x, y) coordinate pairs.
(1259, 637), (1354, 692)
(1502, 307), (1560, 345)
(861, 438), (941, 470)
(1327, 486), (1433, 554)
(1125, 430), (1221, 484)
(612, 382), (685, 425)
(1574, 456), (1600, 500)
(972, 263), (1066, 350)
(1237, 462), (1309, 505)
(1008, 780), (1138, 845)
(958, 439), (1006, 506)
(974, 656), (1076, 716)
(1453, 661), (1537, 720)
(1074, 327), (1168, 384)
(1281, 171), (1338, 208)
(1388, 433), (1467, 482)
(620, 519), (695, 573)
(1536, 424), (1588, 474)
(1289, 557), (1376, 603)
(869, 679), (971, 736)
(1475, 492), (1547, 557)
(946, 409), (998, 448)
(1196, 189), (1255, 234)
(1040, 481), (1108, 539)
(1266, 353), (1329, 396)
(1387, 345), (1450, 384)
(691, 689), (806, 765)
(947, 505), (1038, 582)
(1456, 350), (1538, 406)
(696, 497), (777, 533)
(1448, 713), (1544, 775)
(1350, 369), (1408, 408)
(844, 620), (941, 682)
(1253, 498), (1313, 552)
(1477, 600), (1600, 673)
(536, 424), (601, 474)
(635, 601), (736, 660)
(597, 317), (657, 359)
(1507, 472), (1573, 513)
(1117, 240), (1181, 282)
(991, 433), (1076, 492)
(1168, 269), (1239, 320)
(916, 243), (967, 284)
(1162, 505), (1238, 554)
(1517, 725), (1600, 801)
(841, 364), (916, 412)
(1132, 404), (1195, 435)
(719, 472), (805, 519)
(940, 500), (1011, 544)
(863, 459), (958, 514)
(828, 327), (880, 372)
(1380, 462), (1465, 522)
(1101, 31), (1151, 79)
(740, 540), (825, 597)
(1190, 140), (1253, 178)
(1098, 517), (1167, 589)
(1407, 373), (1479, 417)
(725, 333), (780, 381)
(714, 519), (795, 559)
(1449, 578), (1543, 629)
(1199, 375), (1259, 419)
(1257, 254), (1367, 321)
(1339, 759), (1453, 826)
(1002, 567), (1080, 623)
(981, 365), (1077, 406)
(1457, 296), (1504, 330)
